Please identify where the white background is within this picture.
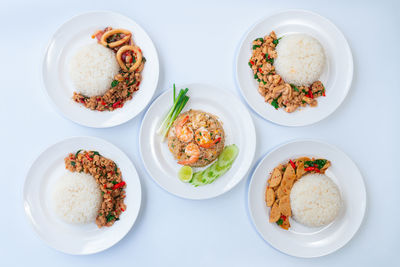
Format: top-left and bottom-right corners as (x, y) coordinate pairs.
(0, 0), (399, 266)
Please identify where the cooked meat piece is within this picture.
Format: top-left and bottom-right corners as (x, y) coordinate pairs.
(269, 202), (281, 223)
(279, 195), (291, 217)
(268, 168), (282, 187)
(265, 187), (275, 207)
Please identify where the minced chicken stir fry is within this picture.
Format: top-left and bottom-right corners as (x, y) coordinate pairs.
(249, 31), (325, 113)
(73, 27), (145, 111)
(65, 150), (126, 228)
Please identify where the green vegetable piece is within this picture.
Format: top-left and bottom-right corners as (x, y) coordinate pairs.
(111, 80), (119, 87)
(106, 215), (115, 222)
(290, 84), (299, 92)
(75, 149), (82, 158)
(271, 99), (279, 109)
(189, 145), (239, 186)
(277, 218), (283, 225)
(71, 161), (76, 166)
(252, 45), (260, 50)
(254, 73), (258, 79)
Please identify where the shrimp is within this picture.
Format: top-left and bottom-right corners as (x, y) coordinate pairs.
(178, 143), (200, 165)
(175, 115), (193, 143)
(194, 127), (221, 148)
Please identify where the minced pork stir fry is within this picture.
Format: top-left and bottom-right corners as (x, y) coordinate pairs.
(65, 150), (126, 228)
(73, 27), (145, 111)
(249, 31), (325, 113)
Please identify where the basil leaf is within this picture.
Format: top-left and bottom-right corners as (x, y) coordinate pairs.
(111, 80), (119, 87)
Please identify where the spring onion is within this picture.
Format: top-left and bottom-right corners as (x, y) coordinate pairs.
(157, 84), (190, 140)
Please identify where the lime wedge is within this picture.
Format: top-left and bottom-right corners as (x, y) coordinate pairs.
(178, 166), (193, 183)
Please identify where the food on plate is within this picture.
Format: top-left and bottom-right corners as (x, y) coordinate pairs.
(249, 32), (326, 113)
(64, 150), (126, 227)
(178, 165), (193, 183)
(70, 27), (145, 111)
(168, 109), (225, 167)
(190, 144), (239, 186)
(53, 172), (101, 224)
(274, 34), (325, 86)
(158, 85), (190, 139)
(290, 173), (342, 227)
(265, 157), (332, 230)
(69, 44), (120, 97)
(158, 85), (239, 186)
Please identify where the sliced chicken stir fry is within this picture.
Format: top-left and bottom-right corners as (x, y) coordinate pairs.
(265, 157), (331, 230)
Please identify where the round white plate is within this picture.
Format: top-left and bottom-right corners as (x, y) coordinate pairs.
(23, 136), (142, 255)
(140, 83), (256, 200)
(248, 139), (366, 258)
(43, 11), (159, 128)
(236, 9), (353, 126)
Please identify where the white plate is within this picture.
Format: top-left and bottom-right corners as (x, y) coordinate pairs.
(248, 139), (366, 258)
(236, 9), (353, 126)
(43, 11), (159, 128)
(23, 136), (142, 255)
(140, 83), (256, 199)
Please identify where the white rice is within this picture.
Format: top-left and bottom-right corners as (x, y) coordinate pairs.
(52, 172), (101, 224)
(274, 34), (325, 86)
(69, 43), (119, 97)
(290, 173), (341, 227)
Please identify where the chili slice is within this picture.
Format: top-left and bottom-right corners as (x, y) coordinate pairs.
(289, 159), (296, 170)
(112, 181), (126, 190)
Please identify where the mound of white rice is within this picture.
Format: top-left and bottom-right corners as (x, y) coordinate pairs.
(274, 34), (325, 86)
(53, 172), (101, 224)
(69, 43), (119, 97)
(290, 174), (341, 227)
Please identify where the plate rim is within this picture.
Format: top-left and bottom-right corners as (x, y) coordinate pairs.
(234, 9), (354, 127)
(247, 138), (366, 258)
(42, 10), (160, 128)
(23, 136), (142, 255)
(139, 82), (257, 200)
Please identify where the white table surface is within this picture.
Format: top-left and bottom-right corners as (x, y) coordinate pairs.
(1, 0), (399, 266)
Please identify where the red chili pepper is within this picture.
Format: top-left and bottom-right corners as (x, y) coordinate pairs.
(281, 215), (287, 220)
(112, 181), (126, 190)
(308, 89), (314, 99)
(121, 207), (125, 212)
(85, 153), (93, 161)
(103, 184), (107, 189)
(289, 160), (296, 169)
(136, 81), (141, 87)
(258, 68), (263, 73)
(112, 101), (121, 108)
(250, 60), (255, 65)
(304, 166), (315, 171)
(79, 98), (85, 103)
(101, 101), (106, 106)
(322, 89), (326, 96)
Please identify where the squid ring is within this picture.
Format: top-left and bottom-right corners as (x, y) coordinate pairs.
(100, 29), (131, 48)
(116, 45), (142, 72)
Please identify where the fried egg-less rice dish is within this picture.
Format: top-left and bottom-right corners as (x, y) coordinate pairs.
(167, 109), (225, 167)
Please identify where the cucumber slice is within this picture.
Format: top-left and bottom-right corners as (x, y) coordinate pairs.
(190, 145), (239, 186)
(191, 170), (205, 187)
(178, 166), (193, 183)
(216, 144), (239, 169)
